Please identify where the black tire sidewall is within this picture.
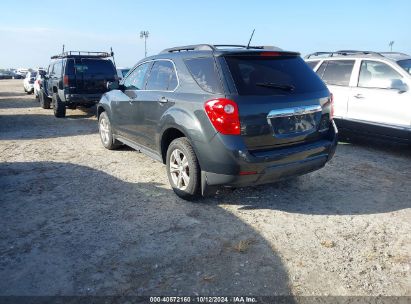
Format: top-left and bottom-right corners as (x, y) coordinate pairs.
(166, 138), (200, 200)
(53, 92), (66, 117)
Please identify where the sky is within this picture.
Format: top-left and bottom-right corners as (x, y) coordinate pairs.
(1, 0), (410, 68)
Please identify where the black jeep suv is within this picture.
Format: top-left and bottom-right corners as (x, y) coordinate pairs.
(39, 51), (117, 117)
(98, 44), (338, 199)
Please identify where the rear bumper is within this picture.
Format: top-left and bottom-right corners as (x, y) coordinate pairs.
(63, 93), (103, 104)
(200, 121), (338, 195)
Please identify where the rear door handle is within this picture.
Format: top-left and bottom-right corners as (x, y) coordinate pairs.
(158, 96), (168, 103)
(353, 94), (364, 99)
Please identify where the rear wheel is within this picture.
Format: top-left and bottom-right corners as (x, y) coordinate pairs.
(52, 92), (66, 118)
(39, 90), (51, 109)
(166, 137), (200, 200)
(98, 111), (121, 150)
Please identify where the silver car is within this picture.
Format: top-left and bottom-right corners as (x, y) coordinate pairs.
(305, 51), (411, 143)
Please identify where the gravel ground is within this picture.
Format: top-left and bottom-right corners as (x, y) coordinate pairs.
(0, 79), (410, 296)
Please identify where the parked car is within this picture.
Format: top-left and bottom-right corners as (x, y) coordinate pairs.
(97, 44), (337, 199)
(0, 71), (13, 79)
(34, 69), (46, 99)
(23, 71), (37, 94)
(39, 51), (117, 117)
(305, 51), (411, 143)
(16, 68), (29, 78)
(116, 67), (130, 80)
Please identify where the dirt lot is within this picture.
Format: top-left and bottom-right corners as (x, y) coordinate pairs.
(0, 79), (410, 296)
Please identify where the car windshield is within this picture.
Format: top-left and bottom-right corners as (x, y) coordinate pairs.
(397, 59), (411, 75)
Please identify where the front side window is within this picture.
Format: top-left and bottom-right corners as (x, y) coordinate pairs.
(123, 62), (151, 90)
(321, 60), (355, 86)
(53, 61), (62, 76)
(358, 60), (403, 89)
(145, 60), (178, 91)
(397, 59), (411, 75)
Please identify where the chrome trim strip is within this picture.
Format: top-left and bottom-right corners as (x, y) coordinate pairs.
(267, 105), (322, 119)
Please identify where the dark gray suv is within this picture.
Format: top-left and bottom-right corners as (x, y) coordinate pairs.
(97, 44), (338, 199)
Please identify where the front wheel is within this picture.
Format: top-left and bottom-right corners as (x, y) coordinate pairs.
(166, 137), (201, 200)
(98, 111), (121, 150)
(39, 90), (51, 109)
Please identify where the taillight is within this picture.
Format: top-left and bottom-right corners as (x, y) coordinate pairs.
(63, 75), (69, 87)
(204, 98), (240, 135)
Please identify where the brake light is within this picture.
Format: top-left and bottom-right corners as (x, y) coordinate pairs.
(204, 98), (240, 135)
(260, 52), (281, 57)
(63, 75), (69, 87)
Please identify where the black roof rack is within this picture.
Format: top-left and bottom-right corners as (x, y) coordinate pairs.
(51, 51), (113, 59)
(305, 50), (383, 59)
(159, 44), (283, 54)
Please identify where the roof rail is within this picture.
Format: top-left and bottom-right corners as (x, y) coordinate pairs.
(379, 52), (409, 56)
(159, 44), (283, 54)
(305, 50), (383, 59)
(51, 51), (113, 59)
(160, 44), (215, 54)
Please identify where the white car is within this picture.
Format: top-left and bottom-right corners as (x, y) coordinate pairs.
(23, 71), (37, 94)
(305, 51), (411, 143)
(33, 69), (46, 98)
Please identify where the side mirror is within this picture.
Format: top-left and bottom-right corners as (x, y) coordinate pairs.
(107, 80), (120, 90)
(390, 79), (408, 93)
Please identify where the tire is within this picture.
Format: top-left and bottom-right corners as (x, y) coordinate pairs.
(166, 137), (201, 200)
(98, 111), (121, 150)
(39, 90), (51, 109)
(52, 92), (66, 118)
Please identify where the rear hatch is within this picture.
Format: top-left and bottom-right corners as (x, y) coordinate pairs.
(66, 58), (116, 94)
(221, 53), (331, 151)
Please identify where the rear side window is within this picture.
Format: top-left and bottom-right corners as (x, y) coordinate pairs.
(184, 57), (223, 93)
(145, 60), (178, 91)
(306, 61), (319, 69)
(225, 56), (326, 95)
(73, 59), (115, 76)
(321, 60), (355, 86)
(53, 61), (62, 76)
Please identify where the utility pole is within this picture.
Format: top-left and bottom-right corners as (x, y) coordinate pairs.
(140, 31), (149, 57)
(389, 41), (394, 52)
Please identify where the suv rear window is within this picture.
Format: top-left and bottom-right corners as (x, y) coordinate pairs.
(184, 57), (223, 93)
(66, 59), (115, 76)
(225, 56), (326, 95)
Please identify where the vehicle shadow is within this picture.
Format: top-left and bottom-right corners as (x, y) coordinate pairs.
(207, 143), (411, 215)
(0, 161), (291, 297)
(0, 113), (97, 140)
(0, 91), (30, 98)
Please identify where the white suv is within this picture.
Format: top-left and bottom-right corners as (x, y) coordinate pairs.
(305, 51), (411, 143)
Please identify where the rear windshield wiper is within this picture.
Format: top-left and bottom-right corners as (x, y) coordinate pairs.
(256, 82), (295, 91)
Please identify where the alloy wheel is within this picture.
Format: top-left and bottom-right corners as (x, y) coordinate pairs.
(169, 149), (190, 190)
